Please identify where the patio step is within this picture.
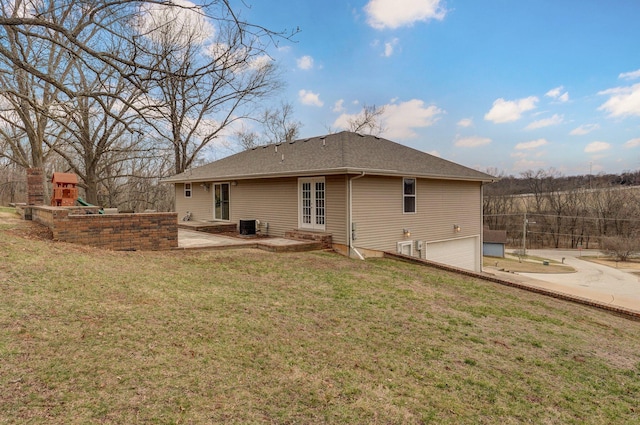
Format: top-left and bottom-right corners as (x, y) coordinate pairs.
(178, 221), (238, 234)
(285, 230), (332, 249)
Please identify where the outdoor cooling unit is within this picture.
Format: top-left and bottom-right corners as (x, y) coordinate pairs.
(239, 219), (256, 236)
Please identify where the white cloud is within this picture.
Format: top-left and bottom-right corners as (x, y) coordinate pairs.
(570, 124), (600, 135)
(454, 136), (491, 148)
(512, 158), (546, 172)
(333, 99), (345, 113)
(545, 86), (569, 103)
(382, 99), (444, 139)
(525, 114), (563, 130)
(457, 118), (473, 127)
(624, 138), (640, 148)
(584, 141), (611, 153)
(598, 83), (640, 118)
(296, 55), (314, 70)
(332, 99), (443, 139)
(484, 96), (538, 123)
(383, 38), (399, 57)
(364, 0), (446, 30)
(515, 139), (549, 150)
(298, 90), (324, 107)
(619, 69), (640, 80)
(138, 0), (214, 45)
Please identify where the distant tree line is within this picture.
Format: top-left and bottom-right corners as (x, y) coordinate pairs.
(484, 168), (640, 257)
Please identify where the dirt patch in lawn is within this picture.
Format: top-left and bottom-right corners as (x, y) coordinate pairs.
(0, 208), (53, 241)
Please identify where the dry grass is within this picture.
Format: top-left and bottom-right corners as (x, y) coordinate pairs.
(584, 256), (640, 272)
(1, 207), (640, 424)
(483, 255), (575, 274)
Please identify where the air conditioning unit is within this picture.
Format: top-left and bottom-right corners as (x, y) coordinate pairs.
(239, 219), (256, 236)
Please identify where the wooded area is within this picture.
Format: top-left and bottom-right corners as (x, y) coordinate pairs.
(0, 0), (296, 210)
(484, 168), (640, 253)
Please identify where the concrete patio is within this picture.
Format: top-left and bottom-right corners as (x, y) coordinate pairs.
(177, 228), (323, 252)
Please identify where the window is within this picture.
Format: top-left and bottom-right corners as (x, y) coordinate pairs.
(403, 178), (416, 213)
(397, 241), (413, 256)
(184, 182), (192, 198)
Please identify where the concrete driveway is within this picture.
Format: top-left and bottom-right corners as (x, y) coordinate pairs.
(516, 249), (640, 311)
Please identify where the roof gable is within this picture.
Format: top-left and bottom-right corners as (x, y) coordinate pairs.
(164, 131), (496, 183)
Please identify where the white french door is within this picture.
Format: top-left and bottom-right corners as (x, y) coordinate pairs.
(299, 177), (325, 231)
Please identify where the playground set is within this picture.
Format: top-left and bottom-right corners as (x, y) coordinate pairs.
(20, 168), (178, 251)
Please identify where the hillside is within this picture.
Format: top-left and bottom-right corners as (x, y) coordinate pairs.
(484, 170), (640, 196)
(1, 209), (639, 424)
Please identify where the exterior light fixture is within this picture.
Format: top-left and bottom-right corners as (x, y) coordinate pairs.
(453, 224), (461, 233)
(403, 228), (411, 237)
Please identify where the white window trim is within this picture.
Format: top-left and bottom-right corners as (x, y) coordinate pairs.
(397, 241), (414, 256)
(184, 182), (192, 198)
(298, 177), (326, 231)
(403, 177), (416, 214)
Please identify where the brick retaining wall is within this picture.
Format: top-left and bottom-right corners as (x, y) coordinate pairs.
(31, 206), (178, 251)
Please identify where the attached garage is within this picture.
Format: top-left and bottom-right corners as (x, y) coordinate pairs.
(425, 236), (480, 272)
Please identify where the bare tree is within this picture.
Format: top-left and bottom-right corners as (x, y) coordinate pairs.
(0, 0), (80, 170)
(235, 101), (302, 150)
(1, 0), (295, 174)
(347, 104), (386, 135)
(47, 56), (148, 204)
(600, 235), (640, 262)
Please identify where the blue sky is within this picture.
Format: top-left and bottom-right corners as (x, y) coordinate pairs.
(233, 0), (640, 176)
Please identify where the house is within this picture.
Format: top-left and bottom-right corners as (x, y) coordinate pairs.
(483, 226), (507, 258)
(163, 131), (496, 272)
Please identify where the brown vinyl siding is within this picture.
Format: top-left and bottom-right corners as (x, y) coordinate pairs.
(230, 178), (298, 237)
(231, 176), (348, 242)
(352, 175), (481, 254)
(176, 176), (348, 243)
(325, 175), (347, 245)
(175, 183), (214, 222)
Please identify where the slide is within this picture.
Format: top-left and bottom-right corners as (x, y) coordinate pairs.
(76, 197), (104, 214)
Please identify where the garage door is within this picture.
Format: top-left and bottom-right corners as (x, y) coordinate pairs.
(426, 237), (479, 272)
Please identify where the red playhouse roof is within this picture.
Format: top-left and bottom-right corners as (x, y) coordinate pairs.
(51, 172), (78, 186)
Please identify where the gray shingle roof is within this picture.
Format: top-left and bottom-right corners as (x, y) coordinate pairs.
(163, 131), (496, 183)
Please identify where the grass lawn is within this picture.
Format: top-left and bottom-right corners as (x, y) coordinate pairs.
(1, 208), (639, 424)
(483, 255), (575, 274)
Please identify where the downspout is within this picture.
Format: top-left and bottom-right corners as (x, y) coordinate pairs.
(348, 172), (366, 260)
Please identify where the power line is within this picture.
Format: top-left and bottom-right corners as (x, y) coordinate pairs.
(485, 213), (640, 223)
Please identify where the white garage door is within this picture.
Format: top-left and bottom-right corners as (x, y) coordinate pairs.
(426, 237), (479, 272)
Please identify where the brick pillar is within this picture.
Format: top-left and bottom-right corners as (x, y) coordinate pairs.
(27, 167), (44, 206)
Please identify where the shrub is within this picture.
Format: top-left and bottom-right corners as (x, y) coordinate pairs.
(600, 235), (640, 261)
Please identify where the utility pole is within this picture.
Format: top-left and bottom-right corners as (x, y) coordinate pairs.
(523, 212), (527, 256)
(522, 212), (535, 256)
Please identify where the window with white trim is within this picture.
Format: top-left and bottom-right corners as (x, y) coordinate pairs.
(403, 178), (416, 213)
(184, 182), (192, 198)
